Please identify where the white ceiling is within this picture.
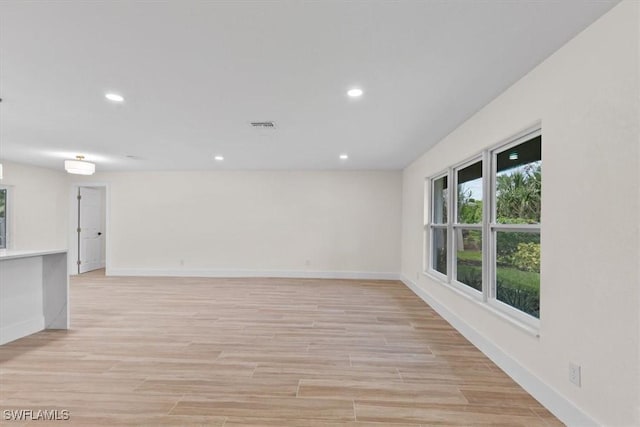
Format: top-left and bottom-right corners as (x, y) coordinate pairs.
(0, 0), (618, 172)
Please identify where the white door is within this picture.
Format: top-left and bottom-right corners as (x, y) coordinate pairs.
(78, 187), (105, 273)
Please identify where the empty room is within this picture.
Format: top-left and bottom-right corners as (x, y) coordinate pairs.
(0, 1), (638, 426)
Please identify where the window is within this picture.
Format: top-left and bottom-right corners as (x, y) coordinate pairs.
(426, 128), (541, 323)
(492, 135), (541, 318)
(430, 175), (448, 277)
(0, 188), (6, 249)
(454, 160), (483, 292)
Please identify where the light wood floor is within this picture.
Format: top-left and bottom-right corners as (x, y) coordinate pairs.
(0, 272), (562, 426)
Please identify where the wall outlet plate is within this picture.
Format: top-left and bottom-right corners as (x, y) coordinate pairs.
(569, 362), (581, 387)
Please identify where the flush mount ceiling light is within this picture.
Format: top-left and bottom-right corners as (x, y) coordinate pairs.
(347, 88), (363, 98)
(105, 93), (124, 102)
(214, 155), (224, 161)
(339, 154), (349, 160)
(64, 155), (95, 175)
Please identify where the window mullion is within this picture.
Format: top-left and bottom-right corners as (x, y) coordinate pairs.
(448, 167), (454, 283)
(453, 224), (482, 229)
(482, 150), (491, 302)
(491, 224), (540, 232)
(449, 169), (453, 283)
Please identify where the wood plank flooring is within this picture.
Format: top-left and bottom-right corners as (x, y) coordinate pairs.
(0, 272), (562, 426)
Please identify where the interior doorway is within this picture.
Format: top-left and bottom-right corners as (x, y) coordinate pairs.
(76, 186), (106, 274)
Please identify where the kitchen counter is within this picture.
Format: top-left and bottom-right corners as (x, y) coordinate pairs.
(0, 249), (69, 345)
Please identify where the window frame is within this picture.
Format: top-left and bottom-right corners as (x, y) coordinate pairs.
(425, 124), (541, 328)
(451, 155), (484, 298)
(488, 128), (541, 326)
(0, 185), (11, 250)
(426, 170), (451, 282)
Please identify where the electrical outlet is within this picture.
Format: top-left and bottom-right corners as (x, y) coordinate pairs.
(305, 259), (311, 267)
(179, 259), (184, 267)
(569, 362), (581, 387)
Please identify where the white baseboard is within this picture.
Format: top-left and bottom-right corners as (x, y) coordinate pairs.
(107, 268), (400, 281)
(0, 316), (45, 345)
(400, 275), (598, 427)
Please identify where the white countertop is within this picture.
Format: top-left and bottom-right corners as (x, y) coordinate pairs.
(0, 249), (67, 260)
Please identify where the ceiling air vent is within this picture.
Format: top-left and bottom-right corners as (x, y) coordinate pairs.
(250, 121), (276, 129)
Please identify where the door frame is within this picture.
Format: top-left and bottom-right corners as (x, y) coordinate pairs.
(68, 182), (110, 276)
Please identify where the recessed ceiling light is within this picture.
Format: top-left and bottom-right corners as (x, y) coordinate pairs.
(105, 93), (124, 102)
(509, 152), (519, 160)
(339, 154), (349, 160)
(347, 88), (363, 98)
(214, 155), (224, 161)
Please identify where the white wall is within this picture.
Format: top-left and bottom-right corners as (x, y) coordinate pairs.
(74, 170), (402, 278)
(0, 161), (68, 250)
(401, 2), (639, 426)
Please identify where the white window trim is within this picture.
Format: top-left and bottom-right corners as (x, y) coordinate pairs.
(430, 170), (449, 224)
(451, 155), (484, 298)
(425, 123), (542, 329)
(426, 170), (451, 282)
(489, 128), (541, 327)
(0, 185), (12, 250)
